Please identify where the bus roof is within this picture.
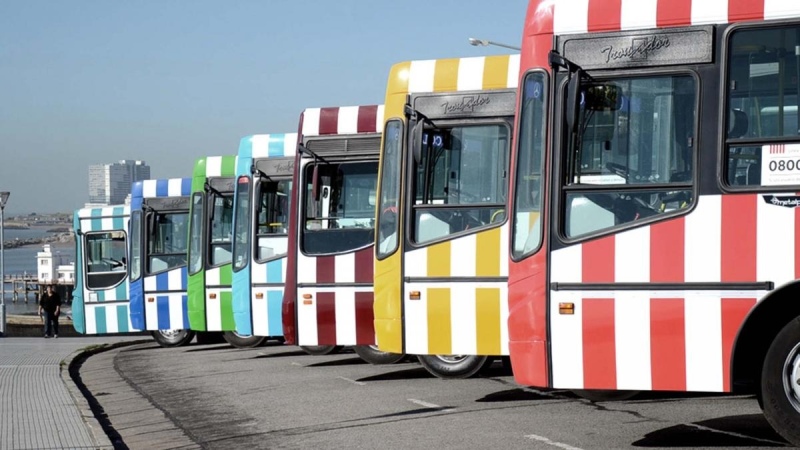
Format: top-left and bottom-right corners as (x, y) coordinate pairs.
(525, 0), (800, 37)
(236, 133), (297, 177)
(74, 204), (130, 220)
(300, 105), (384, 138)
(383, 55), (519, 120)
(131, 178), (192, 201)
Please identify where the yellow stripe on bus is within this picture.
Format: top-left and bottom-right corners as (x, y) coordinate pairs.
(427, 241), (451, 277)
(483, 55), (511, 89)
(427, 288), (452, 354)
(476, 227), (501, 277)
(433, 58), (460, 92)
(476, 288), (502, 355)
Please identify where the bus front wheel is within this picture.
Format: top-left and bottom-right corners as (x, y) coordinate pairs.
(417, 354), (491, 379)
(222, 331), (268, 348)
(353, 345), (405, 364)
(761, 317), (800, 446)
(151, 330), (195, 348)
(301, 345), (343, 356)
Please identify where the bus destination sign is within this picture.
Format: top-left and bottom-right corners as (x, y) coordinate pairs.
(559, 25), (713, 70)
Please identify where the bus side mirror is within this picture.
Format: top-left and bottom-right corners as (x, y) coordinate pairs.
(412, 120), (424, 163)
(565, 69), (583, 134)
(147, 212), (156, 237)
(312, 165), (321, 201)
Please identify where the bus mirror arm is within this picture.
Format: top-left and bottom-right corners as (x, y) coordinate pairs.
(565, 69), (583, 135)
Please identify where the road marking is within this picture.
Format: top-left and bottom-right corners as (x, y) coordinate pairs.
(336, 376), (365, 386)
(524, 433), (584, 450)
(686, 423), (788, 446)
(290, 361), (302, 366)
(407, 398), (454, 412)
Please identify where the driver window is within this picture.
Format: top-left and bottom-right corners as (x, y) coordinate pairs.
(564, 75), (696, 238)
(85, 231), (127, 291)
(209, 193), (234, 266)
(413, 124), (509, 244)
(147, 212), (188, 274)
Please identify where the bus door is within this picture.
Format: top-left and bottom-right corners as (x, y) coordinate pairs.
(129, 178), (193, 347)
(401, 89), (517, 378)
(72, 206), (132, 334)
(231, 142), (294, 339)
(294, 135), (382, 354)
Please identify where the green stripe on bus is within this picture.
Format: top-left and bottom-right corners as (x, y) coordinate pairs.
(116, 283), (127, 301)
(117, 305), (128, 332)
(95, 308), (107, 334)
(220, 290), (235, 330)
(221, 155), (236, 176)
(219, 265), (232, 285)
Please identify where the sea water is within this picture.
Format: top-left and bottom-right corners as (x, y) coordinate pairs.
(2, 228), (76, 314)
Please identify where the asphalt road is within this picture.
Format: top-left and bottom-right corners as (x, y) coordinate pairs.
(92, 340), (793, 449)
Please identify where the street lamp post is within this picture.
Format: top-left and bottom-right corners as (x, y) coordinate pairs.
(0, 191), (9, 337)
(468, 37), (521, 51)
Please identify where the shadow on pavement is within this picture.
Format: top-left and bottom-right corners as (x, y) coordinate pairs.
(356, 366), (433, 382)
(182, 344), (232, 352)
(251, 350), (310, 359)
(632, 414), (787, 447)
(306, 357), (367, 368)
(475, 388), (567, 403)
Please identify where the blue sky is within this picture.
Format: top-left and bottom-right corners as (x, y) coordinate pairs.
(0, 1), (527, 215)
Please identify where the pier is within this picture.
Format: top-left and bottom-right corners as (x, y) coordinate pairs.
(1, 275), (74, 303)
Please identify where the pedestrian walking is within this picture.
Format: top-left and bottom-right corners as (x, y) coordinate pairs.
(38, 285), (61, 338)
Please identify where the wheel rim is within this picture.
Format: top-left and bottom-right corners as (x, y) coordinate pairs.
(433, 354), (469, 364)
(782, 341), (800, 413)
(158, 329), (183, 339)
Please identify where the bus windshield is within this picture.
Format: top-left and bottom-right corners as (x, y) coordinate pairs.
(188, 193), (204, 274)
(255, 179), (291, 261)
(209, 192), (234, 266)
(148, 211), (188, 274)
(302, 161), (378, 255)
(412, 124), (509, 244)
(512, 72), (547, 259)
(129, 211), (142, 281)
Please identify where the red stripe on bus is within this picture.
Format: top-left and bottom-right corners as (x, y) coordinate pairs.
(354, 291), (375, 345)
(316, 256), (336, 283)
(721, 298), (756, 392)
(588, 0), (621, 32)
(316, 292), (337, 344)
(650, 298), (686, 391)
(354, 247), (373, 284)
(582, 237), (615, 283)
(650, 218), (685, 283)
(728, 0), (764, 22)
(721, 195), (757, 282)
(582, 298), (616, 389)
(318, 107), (340, 135)
(356, 105), (379, 133)
(657, 0), (692, 27)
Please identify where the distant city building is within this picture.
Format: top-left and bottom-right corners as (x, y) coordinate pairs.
(88, 160), (150, 206)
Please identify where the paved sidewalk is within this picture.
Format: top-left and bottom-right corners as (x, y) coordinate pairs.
(0, 336), (142, 449)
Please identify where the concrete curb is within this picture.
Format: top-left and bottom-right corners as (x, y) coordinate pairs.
(61, 339), (152, 449)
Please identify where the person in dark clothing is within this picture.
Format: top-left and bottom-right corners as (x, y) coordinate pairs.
(38, 285), (61, 338)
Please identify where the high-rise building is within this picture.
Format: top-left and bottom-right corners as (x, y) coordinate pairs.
(87, 160), (151, 206)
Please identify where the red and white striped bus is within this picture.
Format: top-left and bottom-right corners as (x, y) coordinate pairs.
(508, 0), (800, 444)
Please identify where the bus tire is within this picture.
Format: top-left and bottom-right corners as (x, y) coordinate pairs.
(761, 317), (800, 446)
(573, 390), (638, 402)
(300, 345), (343, 355)
(222, 331), (268, 348)
(417, 354), (491, 379)
(151, 330), (195, 348)
(353, 345), (405, 365)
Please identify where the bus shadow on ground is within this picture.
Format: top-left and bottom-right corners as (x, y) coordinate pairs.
(632, 414), (787, 447)
(475, 388), (565, 402)
(183, 344), (233, 352)
(305, 357), (367, 367)
(250, 350), (310, 359)
(356, 366), (434, 382)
